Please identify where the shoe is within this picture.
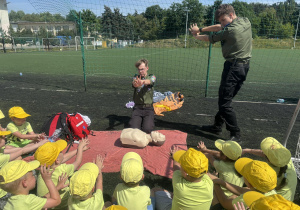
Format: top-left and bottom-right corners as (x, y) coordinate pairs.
(201, 125), (222, 135)
(229, 135), (242, 143)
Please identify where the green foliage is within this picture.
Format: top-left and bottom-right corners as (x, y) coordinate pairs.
(7, 0), (300, 42)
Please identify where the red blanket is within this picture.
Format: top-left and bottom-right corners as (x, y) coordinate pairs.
(25, 130), (188, 179)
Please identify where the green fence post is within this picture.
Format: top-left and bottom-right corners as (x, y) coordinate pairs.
(205, 7), (215, 97)
(79, 12), (87, 91)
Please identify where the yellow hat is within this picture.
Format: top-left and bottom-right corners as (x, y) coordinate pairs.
(0, 130), (11, 136)
(243, 191), (300, 210)
(106, 205), (128, 210)
(0, 110), (5, 119)
(0, 160), (40, 184)
(34, 140), (67, 166)
(173, 148), (208, 178)
(8, 106), (31, 118)
(235, 158), (277, 193)
(70, 162), (99, 198)
(261, 137), (291, 167)
(215, 139), (242, 160)
(120, 152), (144, 183)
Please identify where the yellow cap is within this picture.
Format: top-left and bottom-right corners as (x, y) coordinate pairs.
(34, 140), (67, 166)
(0, 110), (5, 119)
(8, 106), (31, 118)
(0, 160), (40, 184)
(174, 148), (208, 178)
(120, 152), (144, 183)
(243, 191), (300, 210)
(106, 205), (128, 210)
(215, 139), (242, 160)
(261, 137), (291, 167)
(70, 162), (99, 198)
(0, 130), (11, 136)
(235, 158), (277, 193)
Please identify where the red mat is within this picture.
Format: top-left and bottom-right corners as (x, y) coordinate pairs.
(26, 130), (187, 179)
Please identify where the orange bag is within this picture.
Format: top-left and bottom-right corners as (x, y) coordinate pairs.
(153, 92), (184, 116)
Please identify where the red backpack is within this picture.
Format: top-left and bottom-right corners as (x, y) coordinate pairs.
(68, 113), (90, 140)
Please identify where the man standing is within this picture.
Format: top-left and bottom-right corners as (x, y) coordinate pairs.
(190, 4), (252, 142)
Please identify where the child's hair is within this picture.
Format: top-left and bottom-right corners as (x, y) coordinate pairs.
(124, 181), (141, 187)
(135, 59), (148, 68)
(0, 174), (26, 194)
(215, 4), (235, 20)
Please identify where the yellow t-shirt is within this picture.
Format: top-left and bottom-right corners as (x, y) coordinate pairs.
(113, 183), (151, 210)
(0, 153), (10, 198)
(214, 160), (244, 197)
(270, 159), (297, 201)
(68, 189), (104, 210)
(6, 122), (33, 147)
(171, 170), (213, 210)
(232, 189), (277, 208)
(37, 163), (74, 209)
(4, 194), (47, 210)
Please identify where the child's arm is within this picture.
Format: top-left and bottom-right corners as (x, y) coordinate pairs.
(213, 184), (235, 210)
(61, 143), (89, 163)
(208, 173), (249, 195)
(11, 131), (44, 141)
(170, 146), (181, 171)
(197, 141), (222, 159)
(95, 154), (105, 191)
(7, 139), (49, 161)
(40, 164), (61, 209)
(43, 173), (69, 198)
(242, 148), (265, 157)
(71, 138), (90, 170)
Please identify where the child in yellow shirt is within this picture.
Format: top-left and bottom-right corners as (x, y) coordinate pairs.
(0, 160), (61, 209)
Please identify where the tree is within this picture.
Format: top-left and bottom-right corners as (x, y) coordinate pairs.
(101, 6), (114, 38)
(144, 5), (165, 20)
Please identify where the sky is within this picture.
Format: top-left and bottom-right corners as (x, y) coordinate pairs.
(6, 0), (300, 16)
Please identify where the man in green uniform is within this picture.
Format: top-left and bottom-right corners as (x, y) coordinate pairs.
(190, 4), (252, 142)
(129, 59), (156, 133)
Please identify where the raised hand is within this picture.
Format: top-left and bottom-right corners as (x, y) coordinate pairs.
(78, 138), (90, 150)
(189, 23), (200, 35)
(94, 154), (105, 171)
(197, 141), (207, 152)
(56, 173), (69, 191)
(40, 164), (54, 181)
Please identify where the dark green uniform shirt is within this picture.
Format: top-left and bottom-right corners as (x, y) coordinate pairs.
(133, 74), (156, 105)
(209, 17), (252, 62)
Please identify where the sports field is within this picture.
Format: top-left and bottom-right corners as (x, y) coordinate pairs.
(1, 47), (299, 101)
(0, 48), (300, 204)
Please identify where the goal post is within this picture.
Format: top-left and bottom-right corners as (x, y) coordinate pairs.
(42, 38), (62, 51)
(75, 36), (96, 51)
(11, 37), (40, 52)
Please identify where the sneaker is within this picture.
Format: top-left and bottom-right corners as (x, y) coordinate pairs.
(229, 135), (242, 143)
(201, 125), (222, 135)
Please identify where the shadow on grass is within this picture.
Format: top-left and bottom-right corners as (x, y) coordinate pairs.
(105, 115), (130, 130)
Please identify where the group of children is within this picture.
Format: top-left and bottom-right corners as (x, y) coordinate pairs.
(0, 105), (299, 210)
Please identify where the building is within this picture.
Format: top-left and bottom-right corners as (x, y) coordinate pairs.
(10, 21), (76, 36)
(0, 0), (9, 34)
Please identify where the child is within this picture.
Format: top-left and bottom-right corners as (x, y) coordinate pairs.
(68, 154), (105, 209)
(129, 59), (156, 133)
(112, 152), (152, 210)
(5, 106), (45, 148)
(243, 137), (297, 201)
(154, 147), (213, 210)
(198, 140), (244, 199)
(210, 157), (277, 210)
(0, 160), (61, 209)
(34, 138), (89, 209)
(241, 191), (300, 210)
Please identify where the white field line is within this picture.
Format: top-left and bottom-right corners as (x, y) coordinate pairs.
(233, 100), (297, 106)
(4, 86), (77, 92)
